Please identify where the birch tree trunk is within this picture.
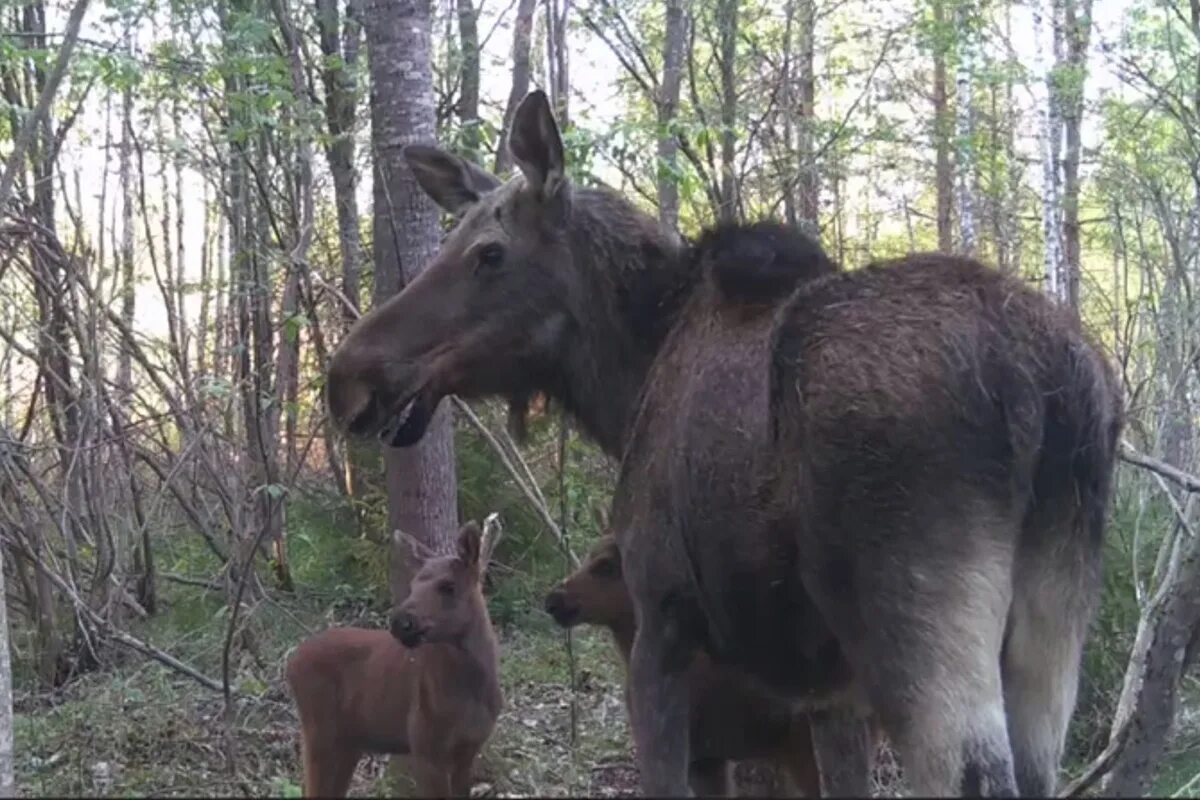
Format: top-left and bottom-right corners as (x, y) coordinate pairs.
(1036, 0), (1065, 302)
(796, 0), (818, 235)
(716, 0), (739, 223)
(954, 0), (975, 254)
(0, 543), (13, 796)
(1060, 0), (1092, 312)
(932, 0), (952, 252)
(656, 0), (686, 231)
(362, 0), (459, 601)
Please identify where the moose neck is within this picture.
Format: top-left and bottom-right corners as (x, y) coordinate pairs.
(438, 597), (500, 693)
(545, 189), (693, 459)
(608, 617), (637, 667)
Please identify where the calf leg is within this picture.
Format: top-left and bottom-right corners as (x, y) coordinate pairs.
(809, 707), (872, 797)
(409, 756), (453, 798)
(689, 758), (732, 797)
(628, 616), (692, 796)
(301, 738), (359, 798)
(449, 749), (477, 797)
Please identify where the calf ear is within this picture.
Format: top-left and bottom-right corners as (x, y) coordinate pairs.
(456, 521), (482, 567)
(508, 90), (567, 209)
(404, 144), (502, 215)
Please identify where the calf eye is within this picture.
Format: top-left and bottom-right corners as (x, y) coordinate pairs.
(437, 581), (455, 597)
(476, 243), (505, 272)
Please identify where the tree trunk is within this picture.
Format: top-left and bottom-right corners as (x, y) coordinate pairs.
(118, 66), (135, 404)
(0, 542), (13, 796)
(955, 0), (975, 254)
(545, 0), (570, 126)
(316, 0), (364, 329)
(1060, 0), (1092, 312)
(362, 0), (459, 602)
(1104, 525), (1200, 797)
(656, 0), (685, 231)
(456, 0), (481, 161)
(932, 0), (952, 252)
(495, 0), (538, 174)
(1036, 0), (1065, 302)
(716, 0), (739, 223)
(796, 0), (818, 235)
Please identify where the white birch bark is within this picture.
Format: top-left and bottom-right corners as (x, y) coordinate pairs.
(1034, 0), (1064, 300)
(955, 0), (976, 254)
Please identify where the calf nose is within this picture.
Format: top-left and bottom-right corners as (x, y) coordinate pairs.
(390, 610), (417, 641)
(544, 589), (566, 616)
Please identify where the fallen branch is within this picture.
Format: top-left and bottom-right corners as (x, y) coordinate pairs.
(7, 531), (225, 693)
(1058, 712), (1132, 797)
(1120, 441), (1200, 494)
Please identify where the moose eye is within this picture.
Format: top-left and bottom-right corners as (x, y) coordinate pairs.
(437, 581), (455, 597)
(590, 559), (618, 579)
(476, 243), (505, 272)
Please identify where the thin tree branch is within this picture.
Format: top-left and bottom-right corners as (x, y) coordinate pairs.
(0, 0), (93, 210)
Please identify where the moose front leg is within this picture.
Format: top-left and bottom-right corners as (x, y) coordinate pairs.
(629, 619), (692, 796)
(809, 706), (873, 797)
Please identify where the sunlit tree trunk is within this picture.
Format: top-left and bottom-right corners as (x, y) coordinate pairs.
(456, 0), (481, 160)
(954, 0), (975, 254)
(0, 543), (12, 795)
(1035, 0), (1065, 303)
(932, 0), (952, 252)
(495, 0), (537, 173)
(716, 0), (739, 223)
(363, 0), (459, 604)
(656, 0), (685, 231)
(1060, 0), (1092, 311)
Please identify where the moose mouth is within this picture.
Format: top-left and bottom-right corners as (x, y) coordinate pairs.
(544, 596), (581, 628)
(396, 626), (426, 648)
(378, 391), (439, 448)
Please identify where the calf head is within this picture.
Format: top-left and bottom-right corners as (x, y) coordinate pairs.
(544, 535), (633, 630)
(391, 522), (486, 648)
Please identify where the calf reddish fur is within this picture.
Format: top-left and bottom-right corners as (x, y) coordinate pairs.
(545, 534), (831, 797)
(286, 523), (501, 797)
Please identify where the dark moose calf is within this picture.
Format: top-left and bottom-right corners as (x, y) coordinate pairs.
(325, 89), (1122, 797)
(545, 533), (860, 797)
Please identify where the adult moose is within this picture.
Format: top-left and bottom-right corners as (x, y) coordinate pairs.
(326, 90), (1122, 797)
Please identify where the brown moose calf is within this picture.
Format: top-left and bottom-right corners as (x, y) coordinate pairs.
(286, 520), (503, 797)
(545, 534), (835, 797)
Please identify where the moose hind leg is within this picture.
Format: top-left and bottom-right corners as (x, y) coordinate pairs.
(809, 706), (873, 797)
(1002, 526), (1100, 796)
(689, 758), (732, 797)
(628, 612), (693, 796)
(809, 524), (1018, 796)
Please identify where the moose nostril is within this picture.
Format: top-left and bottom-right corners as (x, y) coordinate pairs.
(390, 612), (415, 639)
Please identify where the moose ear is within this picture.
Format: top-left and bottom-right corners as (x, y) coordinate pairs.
(508, 90), (567, 206)
(404, 144), (502, 215)
(456, 521), (482, 567)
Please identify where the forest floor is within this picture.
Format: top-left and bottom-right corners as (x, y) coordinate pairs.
(11, 531), (1200, 797)
(10, 580), (649, 797)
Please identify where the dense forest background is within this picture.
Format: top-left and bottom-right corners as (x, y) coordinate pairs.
(1, 0), (1199, 794)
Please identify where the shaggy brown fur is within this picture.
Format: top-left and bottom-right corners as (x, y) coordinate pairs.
(285, 523), (502, 797)
(325, 90), (1122, 798)
(544, 534), (829, 797)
